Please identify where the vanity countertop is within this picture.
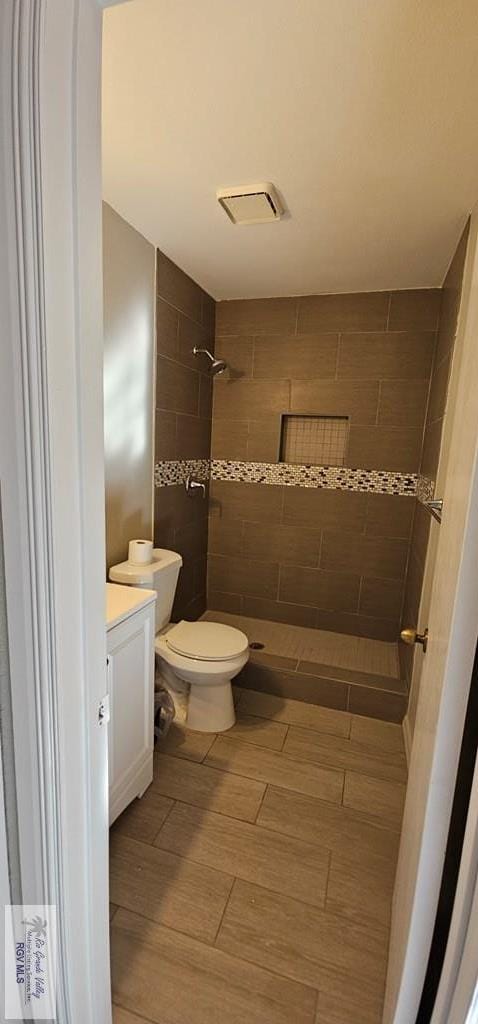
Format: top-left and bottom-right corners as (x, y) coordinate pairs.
(106, 582), (156, 630)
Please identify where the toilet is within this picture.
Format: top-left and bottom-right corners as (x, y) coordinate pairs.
(109, 548), (249, 732)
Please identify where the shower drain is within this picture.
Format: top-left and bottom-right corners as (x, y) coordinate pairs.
(249, 641), (265, 650)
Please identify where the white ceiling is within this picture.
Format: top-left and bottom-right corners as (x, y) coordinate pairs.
(102, 0), (478, 300)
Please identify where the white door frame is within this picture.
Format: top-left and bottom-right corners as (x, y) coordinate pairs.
(1, 1), (110, 1020)
(2, 1), (478, 1022)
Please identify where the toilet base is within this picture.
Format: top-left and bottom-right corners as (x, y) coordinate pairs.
(187, 679), (235, 732)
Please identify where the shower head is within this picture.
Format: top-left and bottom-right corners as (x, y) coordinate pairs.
(210, 357), (228, 375)
(192, 346), (228, 376)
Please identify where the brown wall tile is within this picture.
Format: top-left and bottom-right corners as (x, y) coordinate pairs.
(365, 494), (414, 539)
(420, 418), (443, 480)
(156, 298), (179, 358)
(174, 517), (208, 563)
(155, 249), (215, 616)
(208, 591), (244, 615)
(388, 289), (440, 331)
(237, 661), (348, 710)
(154, 486), (210, 623)
(242, 522), (321, 567)
(198, 375), (213, 419)
(247, 419), (281, 462)
(314, 609), (399, 641)
(348, 425), (422, 472)
(213, 379), (289, 419)
(210, 480), (283, 522)
(377, 380), (429, 428)
(156, 356), (199, 416)
(208, 518), (243, 557)
(410, 501), (431, 569)
(279, 565), (360, 612)
(297, 292), (389, 333)
(426, 354), (451, 425)
(253, 335), (338, 379)
(172, 559), (196, 619)
(208, 554), (279, 600)
(435, 223), (469, 367)
(321, 532), (408, 580)
(202, 292), (216, 332)
(398, 640), (414, 691)
(249, 651), (300, 671)
(290, 379), (379, 423)
(193, 554), (208, 591)
(282, 488), (366, 532)
(298, 660), (405, 693)
(155, 410), (176, 461)
(348, 687), (406, 723)
(185, 592), (208, 621)
(338, 332), (434, 380)
(176, 413), (211, 460)
(401, 551), (425, 627)
(155, 485), (194, 541)
(177, 314), (211, 372)
(241, 596), (317, 629)
(216, 298), (298, 336)
(359, 577), (404, 620)
(211, 419), (249, 460)
(214, 337), (254, 378)
(157, 250), (203, 322)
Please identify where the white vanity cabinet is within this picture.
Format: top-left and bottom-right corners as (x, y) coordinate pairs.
(106, 583), (156, 825)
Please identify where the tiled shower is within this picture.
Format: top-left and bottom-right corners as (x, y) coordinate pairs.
(149, 227), (468, 727)
(209, 289), (438, 640)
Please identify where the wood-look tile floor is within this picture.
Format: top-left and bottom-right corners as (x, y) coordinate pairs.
(202, 610), (400, 678)
(110, 688), (407, 1024)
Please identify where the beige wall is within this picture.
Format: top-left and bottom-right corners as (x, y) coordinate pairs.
(103, 203), (155, 570)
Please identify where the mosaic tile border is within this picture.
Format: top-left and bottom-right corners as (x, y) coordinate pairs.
(154, 459), (209, 488)
(416, 474), (435, 504)
(210, 460), (417, 494)
(154, 458), (418, 495)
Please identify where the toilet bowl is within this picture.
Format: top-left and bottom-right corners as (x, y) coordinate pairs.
(109, 547), (249, 732)
(155, 620), (249, 732)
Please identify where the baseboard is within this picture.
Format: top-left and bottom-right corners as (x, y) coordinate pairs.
(402, 713), (413, 768)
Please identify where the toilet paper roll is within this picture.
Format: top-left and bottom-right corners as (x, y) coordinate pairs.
(128, 539), (154, 565)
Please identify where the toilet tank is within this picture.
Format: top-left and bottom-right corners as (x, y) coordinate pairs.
(109, 548), (183, 632)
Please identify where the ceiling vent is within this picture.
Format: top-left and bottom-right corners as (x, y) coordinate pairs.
(217, 182), (283, 225)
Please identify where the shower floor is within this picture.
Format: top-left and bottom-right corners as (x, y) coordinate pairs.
(202, 611), (406, 723)
(109, 690), (406, 1023)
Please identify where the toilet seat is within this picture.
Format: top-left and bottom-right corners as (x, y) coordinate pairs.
(164, 620), (248, 662)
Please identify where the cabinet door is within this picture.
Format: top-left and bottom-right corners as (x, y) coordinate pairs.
(107, 606), (154, 823)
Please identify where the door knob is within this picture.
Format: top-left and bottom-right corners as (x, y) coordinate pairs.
(400, 627), (428, 652)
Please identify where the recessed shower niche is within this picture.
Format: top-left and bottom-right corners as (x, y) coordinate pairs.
(280, 414), (349, 467)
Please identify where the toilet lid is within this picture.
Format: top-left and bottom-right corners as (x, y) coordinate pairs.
(166, 620), (249, 661)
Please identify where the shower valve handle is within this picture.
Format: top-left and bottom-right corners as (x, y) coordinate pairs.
(185, 476), (206, 498)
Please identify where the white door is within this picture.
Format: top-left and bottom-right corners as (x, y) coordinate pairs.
(384, 207), (478, 1022)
